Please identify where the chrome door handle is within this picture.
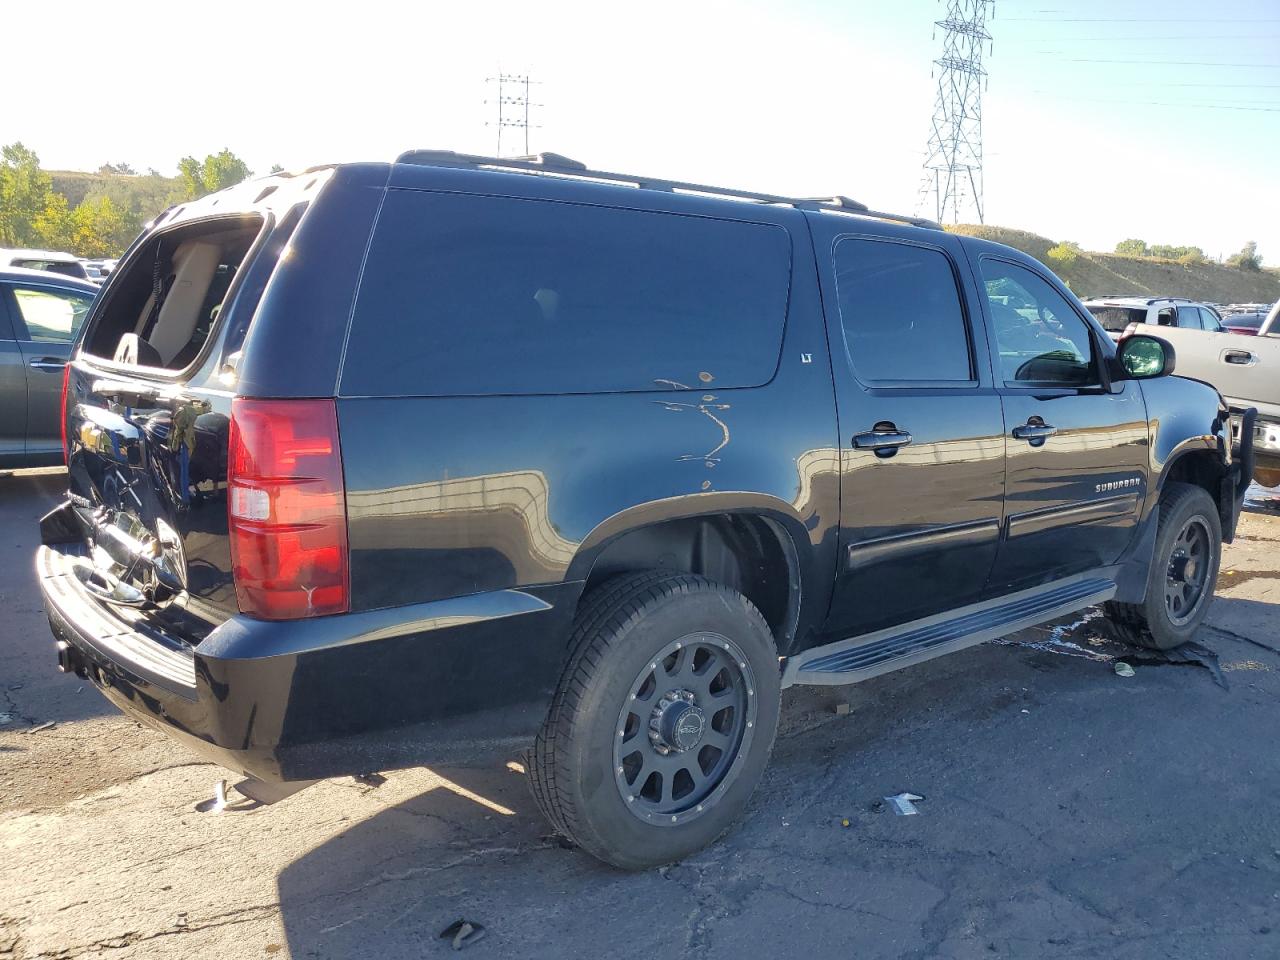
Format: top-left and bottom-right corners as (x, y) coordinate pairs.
(853, 428), (912, 451)
(1012, 422), (1057, 442)
(28, 358), (66, 371)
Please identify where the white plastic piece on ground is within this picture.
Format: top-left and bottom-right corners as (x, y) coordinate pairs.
(885, 792), (924, 816)
(1115, 662), (1136, 678)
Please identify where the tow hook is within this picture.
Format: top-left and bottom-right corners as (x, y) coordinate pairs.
(56, 639), (86, 677)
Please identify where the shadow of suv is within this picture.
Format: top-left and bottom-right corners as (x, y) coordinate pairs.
(35, 151), (1254, 868)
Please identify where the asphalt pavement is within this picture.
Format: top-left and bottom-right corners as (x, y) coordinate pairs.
(2, 468), (1279, 959)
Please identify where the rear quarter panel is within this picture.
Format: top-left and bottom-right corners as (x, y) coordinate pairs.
(338, 199), (841, 644)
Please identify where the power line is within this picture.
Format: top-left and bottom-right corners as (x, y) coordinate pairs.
(1030, 93), (1280, 113)
(918, 1), (996, 225)
(1027, 35), (1280, 40)
(1005, 17), (1280, 23)
(1054, 58), (1280, 67)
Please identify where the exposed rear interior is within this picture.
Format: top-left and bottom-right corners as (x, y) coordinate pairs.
(83, 216), (262, 370)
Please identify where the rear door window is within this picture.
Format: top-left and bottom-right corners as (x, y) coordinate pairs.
(832, 238), (973, 384)
(340, 190), (792, 396)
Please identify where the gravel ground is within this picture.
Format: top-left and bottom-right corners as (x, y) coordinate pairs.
(2, 468), (1279, 959)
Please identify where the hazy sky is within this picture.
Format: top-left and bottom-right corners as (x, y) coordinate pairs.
(7, 0), (1278, 260)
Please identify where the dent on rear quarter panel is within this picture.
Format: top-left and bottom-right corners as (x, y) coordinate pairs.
(234, 164), (389, 399)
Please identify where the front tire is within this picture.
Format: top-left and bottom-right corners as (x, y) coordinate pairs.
(1104, 481), (1221, 650)
(527, 571), (781, 870)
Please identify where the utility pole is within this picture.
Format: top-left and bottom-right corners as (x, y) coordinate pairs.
(486, 72), (541, 157)
(918, 1), (995, 224)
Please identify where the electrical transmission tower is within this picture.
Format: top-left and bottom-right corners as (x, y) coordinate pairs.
(486, 73), (541, 157)
(918, 1), (994, 224)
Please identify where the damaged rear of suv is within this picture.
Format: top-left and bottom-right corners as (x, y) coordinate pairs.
(38, 152), (1255, 869)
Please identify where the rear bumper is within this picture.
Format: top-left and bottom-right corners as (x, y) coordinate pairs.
(38, 543), (578, 783)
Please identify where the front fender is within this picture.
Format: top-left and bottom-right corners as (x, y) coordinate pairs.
(1141, 375), (1250, 540)
(1142, 376), (1229, 490)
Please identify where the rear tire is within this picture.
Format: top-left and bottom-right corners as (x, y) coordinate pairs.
(1104, 482), (1221, 650)
(527, 571), (780, 870)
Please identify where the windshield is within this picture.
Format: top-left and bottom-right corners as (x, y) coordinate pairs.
(1086, 306), (1146, 332)
(14, 258), (89, 281)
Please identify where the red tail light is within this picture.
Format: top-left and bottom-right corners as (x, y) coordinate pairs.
(60, 363), (71, 463)
(227, 398), (349, 620)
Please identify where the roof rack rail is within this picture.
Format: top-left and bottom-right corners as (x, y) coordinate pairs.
(395, 149), (940, 230)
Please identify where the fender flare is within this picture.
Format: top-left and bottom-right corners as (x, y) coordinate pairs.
(564, 493), (814, 650)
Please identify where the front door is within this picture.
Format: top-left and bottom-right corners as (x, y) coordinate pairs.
(974, 257), (1149, 594)
(819, 233), (1006, 640)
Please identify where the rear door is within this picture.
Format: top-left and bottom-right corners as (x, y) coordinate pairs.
(818, 230), (1005, 639)
(0, 287), (26, 460)
(5, 281), (95, 454)
(975, 257), (1149, 593)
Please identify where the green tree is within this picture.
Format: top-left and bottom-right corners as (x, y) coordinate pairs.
(1047, 241), (1082, 268)
(0, 142), (56, 247)
(178, 149), (252, 199)
(1227, 241), (1262, 271)
(69, 196), (126, 258)
(269, 163), (285, 174)
(32, 192), (73, 249)
(1114, 238), (1148, 257)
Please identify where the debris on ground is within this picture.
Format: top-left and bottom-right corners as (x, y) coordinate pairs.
(24, 721), (54, 733)
(440, 919), (487, 951)
(1124, 641), (1228, 689)
(0, 713), (12, 725)
(884, 792), (925, 816)
(1114, 662), (1136, 678)
(353, 772), (387, 788)
(833, 702), (851, 716)
(840, 817), (851, 828)
(195, 779), (229, 813)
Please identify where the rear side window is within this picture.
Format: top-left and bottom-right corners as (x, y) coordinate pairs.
(833, 238), (972, 383)
(340, 190), (791, 396)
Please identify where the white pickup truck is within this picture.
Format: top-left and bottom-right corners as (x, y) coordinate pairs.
(1084, 297), (1280, 488)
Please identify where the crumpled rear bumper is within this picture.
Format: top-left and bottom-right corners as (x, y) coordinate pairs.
(38, 541), (578, 783)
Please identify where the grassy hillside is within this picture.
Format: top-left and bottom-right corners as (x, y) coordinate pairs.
(946, 224), (1280, 304)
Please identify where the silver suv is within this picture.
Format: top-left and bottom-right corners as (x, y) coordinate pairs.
(1083, 296), (1224, 341)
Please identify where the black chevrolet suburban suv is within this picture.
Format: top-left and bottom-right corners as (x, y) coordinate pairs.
(37, 151), (1256, 869)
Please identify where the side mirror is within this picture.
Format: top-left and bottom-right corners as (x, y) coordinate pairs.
(1118, 335), (1177, 379)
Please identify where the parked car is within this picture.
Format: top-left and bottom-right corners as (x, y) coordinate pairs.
(1236, 301), (1280, 487)
(0, 267), (97, 467)
(36, 153), (1254, 869)
(78, 260), (109, 285)
(0, 248), (92, 282)
(1222, 311), (1269, 336)
(1094, 296), (1280, 489)
(1083, 296), (1224, 341)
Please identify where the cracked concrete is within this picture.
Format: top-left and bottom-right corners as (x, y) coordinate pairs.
(2, 468), (1280, 959)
